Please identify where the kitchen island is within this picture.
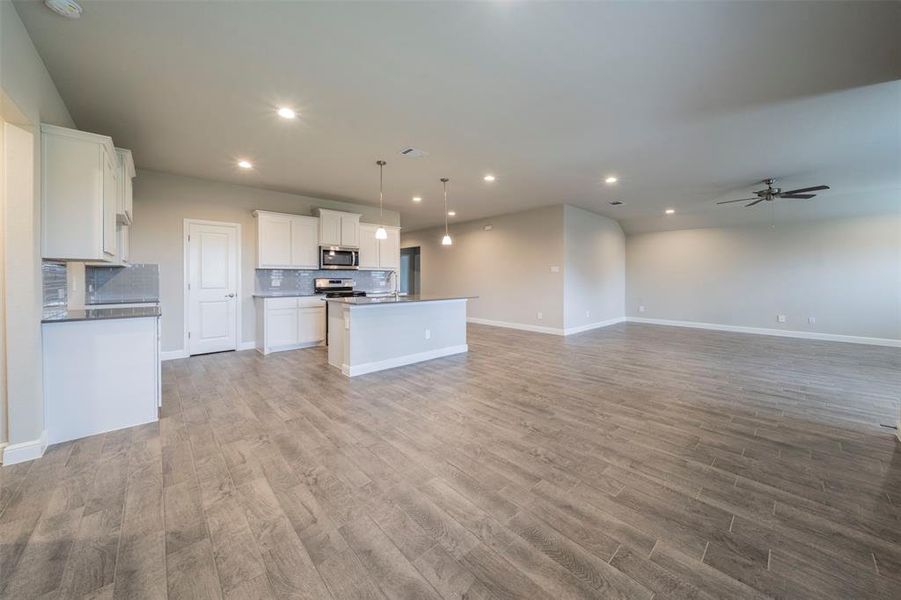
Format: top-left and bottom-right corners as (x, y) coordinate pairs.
(327, 295), (473, 376)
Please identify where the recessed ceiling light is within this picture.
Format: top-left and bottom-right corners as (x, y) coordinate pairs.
(45, 0), (82, 19)
(483, 174), (496, 182)
(665, 208), (675, 215)
(448, 211), (456, 217)
(412, 196), (422, 203)
(237, 159), (253, 169)
(605, 176), (618, 184)
(277, 107), (297, 119)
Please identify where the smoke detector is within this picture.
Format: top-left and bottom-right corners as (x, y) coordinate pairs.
(45, 0), (82, 18)
(399, 147), (428, 158)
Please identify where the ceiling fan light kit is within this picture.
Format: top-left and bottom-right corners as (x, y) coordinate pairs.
(717, 178), (830, 208)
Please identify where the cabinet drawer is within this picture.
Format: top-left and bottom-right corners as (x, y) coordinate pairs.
(297, 296), (325, 309)
(266, 297), (298, 310)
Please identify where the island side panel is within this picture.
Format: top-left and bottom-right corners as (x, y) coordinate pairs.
(327, 303), (347, 371)
(344, 299), (468, 376)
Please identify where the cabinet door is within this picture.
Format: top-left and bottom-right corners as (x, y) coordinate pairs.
(258, 213), (293, 267)
(266, 307), (300, 348)
(319, 211), (342, 246)
(291, 217), (319, 269)
(379, 228), (401, 272)
(102, 150), (118, 257)
(358, 223), (381, 269)
(298, 307), (325, 344)
(340, 214), (360, 247)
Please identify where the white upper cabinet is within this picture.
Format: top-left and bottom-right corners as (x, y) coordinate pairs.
(358, 223), (381, 269)
(315, 208), (361, 247)
(253, 210), (319, 269)
(358, 223), (401, 271)
(42, 124), (118, 261)
(115, 148), (135, 225)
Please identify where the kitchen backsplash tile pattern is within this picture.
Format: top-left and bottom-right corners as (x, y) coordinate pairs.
(42, 261), (68, 315)
(86, 264), (160, 304)
(255, 269), (393, 295)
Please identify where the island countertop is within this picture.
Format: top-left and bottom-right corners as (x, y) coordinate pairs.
(326, 295), (475, 306)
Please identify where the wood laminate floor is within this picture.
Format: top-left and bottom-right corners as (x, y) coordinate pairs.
(2, 323), (900, 599)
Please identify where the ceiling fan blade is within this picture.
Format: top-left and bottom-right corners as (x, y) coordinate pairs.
(781, 185), (829, 195)
(745, 199), (766, 207)
(780, 193), (815, 199)
(717, 198), (757, 205)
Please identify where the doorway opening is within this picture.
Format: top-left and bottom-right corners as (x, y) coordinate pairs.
(400, 246), (420, 295)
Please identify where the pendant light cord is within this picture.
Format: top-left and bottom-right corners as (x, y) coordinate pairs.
(441, 177), (449, 235)
(377, 160), (386, 224)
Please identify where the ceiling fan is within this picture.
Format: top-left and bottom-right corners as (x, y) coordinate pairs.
(717, 178), (830, 207)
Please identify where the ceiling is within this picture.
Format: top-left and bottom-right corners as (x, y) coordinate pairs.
(14, 1), (901, 233)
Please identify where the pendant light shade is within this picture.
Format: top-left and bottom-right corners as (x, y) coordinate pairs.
(440, 177), (452, 246)
(375, 160), (388, 240)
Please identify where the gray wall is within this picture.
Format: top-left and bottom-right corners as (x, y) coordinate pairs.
(402, 205), (566, 330)
(626, 215), (901, 340)
(563, 205), (625, 330)
(129, 169), (399, 353)
(1, 1), (75, 446)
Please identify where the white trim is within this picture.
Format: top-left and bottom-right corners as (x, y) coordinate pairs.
(467, 316), (626, 336)
(161, 349), (189, 361)
(564, 317), (626, 335)
(238, 341), (256, 351)
(625, 317), (901, 348)
(343, 344), (468, 377)
(2, 430), (47, 465)
(467, 317), (565, 336)
(183, 219), (242, 356)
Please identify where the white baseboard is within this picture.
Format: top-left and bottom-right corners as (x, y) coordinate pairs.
(468, 316), (626, 337)
(467, 317), (565, 336)
(626, 317), (901, 348)
(160, 349), (189, 361)
(2, 430), (48, 465)
(343, 344), (468, 377)
(238, 341), (256, 351)
(564, 317), (626, 335)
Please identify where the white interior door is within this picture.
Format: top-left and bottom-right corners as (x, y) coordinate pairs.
(187, 221), (239, 355)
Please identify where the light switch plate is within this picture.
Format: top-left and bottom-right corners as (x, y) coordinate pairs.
(550, 266), (560, 273)
(537, 312), (543, 320)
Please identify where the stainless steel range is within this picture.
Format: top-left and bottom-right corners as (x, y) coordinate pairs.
(315, 279), (365, 345)
(314, 278), (366, 298)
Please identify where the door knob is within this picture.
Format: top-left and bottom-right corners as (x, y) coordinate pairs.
(226, 293), (236, 298)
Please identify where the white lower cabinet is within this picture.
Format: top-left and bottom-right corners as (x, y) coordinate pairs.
(255, 296), (326, 355)
(43, 316), (161, 445)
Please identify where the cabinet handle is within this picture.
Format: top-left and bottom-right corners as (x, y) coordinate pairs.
(226, 293), (236, 298)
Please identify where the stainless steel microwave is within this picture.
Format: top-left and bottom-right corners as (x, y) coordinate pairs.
(319, 246), (359, 270)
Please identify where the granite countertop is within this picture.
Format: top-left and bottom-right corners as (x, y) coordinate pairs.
(326, 295), (475, 306)
(252, 292), (321, 298)
(42, 305), (162, 323)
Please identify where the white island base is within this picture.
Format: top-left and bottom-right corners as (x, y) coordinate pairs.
(327, 297), (469, 376)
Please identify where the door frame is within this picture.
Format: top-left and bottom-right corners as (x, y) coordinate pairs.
(183, 218), (242, 356)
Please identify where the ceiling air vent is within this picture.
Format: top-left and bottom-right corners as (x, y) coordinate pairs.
(609, 200), (624, 206)
(399, 147), (428, 158)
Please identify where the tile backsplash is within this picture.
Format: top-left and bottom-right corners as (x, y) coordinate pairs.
(42, 261), (68, 312)
(256, 269), (394, 295)
(86, 264), (160, 304)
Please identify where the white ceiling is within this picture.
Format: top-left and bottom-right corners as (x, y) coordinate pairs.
(14, 1), (901, 233)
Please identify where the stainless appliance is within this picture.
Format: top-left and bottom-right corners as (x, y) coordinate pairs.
(319, 246), (359, 270)
(315, 279), (366, 345)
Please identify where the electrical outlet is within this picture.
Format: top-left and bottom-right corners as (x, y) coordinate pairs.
(777, 314), (786, 323)
(585, 310), (590, 318)
(808, 316), (816, 325)
(272, 280), (281, 287)
(639, 305), (646, 313)
(424, 329), (431, 340)
(57, 288), (65, 299)
(537, 312), (543, 321)
(550, 265), (560, 273)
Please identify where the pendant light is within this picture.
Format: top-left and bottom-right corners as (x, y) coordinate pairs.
(440, 178), (452, 246)
(375, 160), (388, 240)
